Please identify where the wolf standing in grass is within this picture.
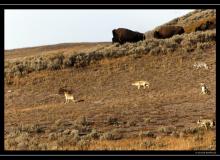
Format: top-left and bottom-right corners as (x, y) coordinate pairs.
(132, 81), (150, 90)
(200, 83), (210, 95)
(197, 119), (215, 130)
(193, 62), (209, 70)
(64, 92), (76, 103)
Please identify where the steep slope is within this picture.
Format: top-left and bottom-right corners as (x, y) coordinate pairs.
(145, 9), (216, 38)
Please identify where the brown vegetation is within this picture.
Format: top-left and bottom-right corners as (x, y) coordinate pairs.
(4, 29), (215, 78)
(4, 9), (216, 151)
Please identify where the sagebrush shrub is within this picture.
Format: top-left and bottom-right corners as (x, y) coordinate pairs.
(5, 29), (216, 78)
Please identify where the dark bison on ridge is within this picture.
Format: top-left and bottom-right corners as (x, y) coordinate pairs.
(153, 25), (185, 39)
(112, 28), (145, 45)
(195, 20), (216, 32)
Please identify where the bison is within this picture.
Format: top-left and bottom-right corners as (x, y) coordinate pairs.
(153, 25), (185, 39)
(195, 20), (216, 32)
(112, 28), (145, 45)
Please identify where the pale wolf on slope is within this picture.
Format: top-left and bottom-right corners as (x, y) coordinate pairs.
(132, 81), (150, 89)
(193, 62), (209, 70)
(64, 91), (76, 103)
(200, 83), (210, 95)
(197, 119), (215, 130)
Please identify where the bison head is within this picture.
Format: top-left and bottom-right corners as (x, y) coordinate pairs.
(112, 29), (119, 43)
(179, 27), (185, 34)
(153, 31), (161, 38)
(112, 37), (117, 44)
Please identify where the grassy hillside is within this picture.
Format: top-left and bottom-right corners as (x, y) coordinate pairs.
(4, 29), (215, 79)
(5, 42), (111, 61)
(4, 9), (216, 150)
(165, 9), (216, 33)
(145, 9), (216, 38)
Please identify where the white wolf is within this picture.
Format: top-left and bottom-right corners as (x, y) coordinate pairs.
(193, 62), (208, 70)
(64, 92), (76, 103)
(197, 119), (215, 130)
(200, 83), (210, 95)
(132, 81), (150, 89)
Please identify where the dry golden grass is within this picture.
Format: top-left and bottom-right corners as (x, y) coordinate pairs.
(184, 16), (216, 33)
(4, 9), (216, 151)
(4, 47), (216, 150)
(5, 129), (215, 150)
(80, 131), (215, 150)
(5, 42), (111, 61)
